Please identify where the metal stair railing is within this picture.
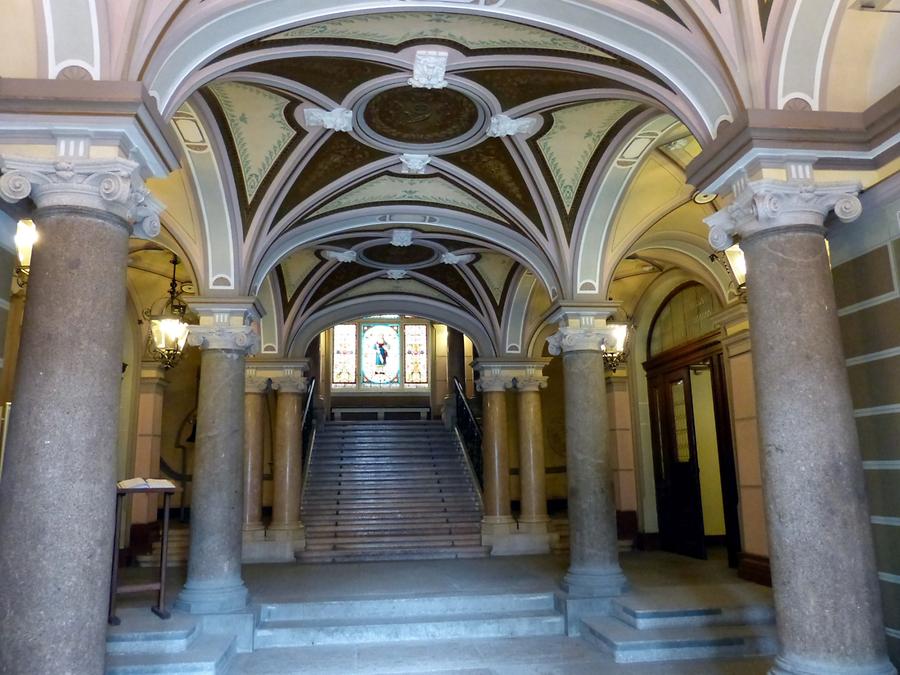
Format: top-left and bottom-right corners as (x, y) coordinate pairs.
(300, 377), (318, 498)
(452, 376), (483, 489)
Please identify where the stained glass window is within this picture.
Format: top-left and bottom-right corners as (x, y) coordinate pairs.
(332, 324), (358, 386)
(404, 324), (428, 386)
(361, 323), (401, 386)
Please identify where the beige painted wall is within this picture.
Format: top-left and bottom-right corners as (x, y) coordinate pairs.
(690, 366), (726, 536)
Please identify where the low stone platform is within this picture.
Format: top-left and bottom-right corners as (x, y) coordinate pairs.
(110, 551), (775, 674)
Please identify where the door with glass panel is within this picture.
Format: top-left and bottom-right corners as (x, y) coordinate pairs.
(648, 367), (706, 559)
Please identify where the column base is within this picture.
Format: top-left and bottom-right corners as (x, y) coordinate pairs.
(770, 655), (897, 675)
(562, 565), (628, 598)
(174, 578), (248, 614)
(517, 517), (550, 535)
(266, 522), (306, 549)
(242, 525), (266, 542)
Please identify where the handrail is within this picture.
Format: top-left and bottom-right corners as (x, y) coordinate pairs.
(452, 376), (483, 487)
(301, 376), (317, 475)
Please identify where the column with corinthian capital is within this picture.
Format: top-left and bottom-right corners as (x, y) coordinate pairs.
(241, 366), (268, 554)
(514, 364), (551, 540)
(175, 299), (262, 614)
(705, 167), (894, 675)
(473, 361), (516, 550)
(268, 362), (308, 555)
(0, 155), (163, 674)
(548, 308), (627, 630)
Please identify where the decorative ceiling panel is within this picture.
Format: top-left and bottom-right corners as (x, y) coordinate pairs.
(265, 13), (615, 59)
(536, 99), (639, 214)
(278, 248), (322, 300)
(307, 261), (372, 308)
(309, 174), (505, 221)
(473, 252), (516, 305)
(206, 82), (298, 203)
(443, 137), (543, 231)
(416, 264), (480, 309)
(335, 278), (457, 305)
(276, 134), (389, 226)
(245, 57), (400, 105)
(459, 68), (643, 111)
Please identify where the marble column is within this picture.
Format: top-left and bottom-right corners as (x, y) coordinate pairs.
(0, 156), (162, 674)
(447, 327), (466, 389)
(175, 298), (261, 614)
(475, 364), (515, 542)
(514, 367), (550, 536)
(706, 170), (894, 675)
(268, 365), (308, 551)
(242, 367), (268, 544)
(131, 363), (169, 526)
(548, 309), (627, 601)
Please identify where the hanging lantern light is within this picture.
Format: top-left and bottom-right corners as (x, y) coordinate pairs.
(145, 255), (190, 369)
(602, 322), (630, 373)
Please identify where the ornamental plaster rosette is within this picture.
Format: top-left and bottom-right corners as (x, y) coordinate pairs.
(408, 50), (449, 89)
(303, 107), (354, 132)
(440, 252), (476, 265)
(0, 156), (163, 238)
(487, 115), (540, 138)
(323, 249), (358, 263)
(704, 172), (862, 250)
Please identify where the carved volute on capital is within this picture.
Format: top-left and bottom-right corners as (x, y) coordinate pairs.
(187, 298), (263, 355)
(547, 326), (619, 355)
(270, 372), (308, 395)
(188, 325), (259, 353)
(704, 169), (863, 251)
(0, 155), (163, 238)
(245, 370), (270, 395)
(514, 375), (548, 392)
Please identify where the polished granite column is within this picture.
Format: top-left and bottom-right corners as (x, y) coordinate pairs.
(176, 299), (261, 614)
(706, 169), (894, 675)
(268, 365), (308, 552)
(548, 309), (627, 603)
(242, 367), (268, 545)
(474, 363), (515, 543)
(0, 156), (162, 674)
(514, 367), (550, 537)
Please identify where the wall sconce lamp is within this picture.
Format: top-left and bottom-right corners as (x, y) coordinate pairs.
(602, 322), (630, 373)
(14, 219), (37, 287)
(144, 255), (191, 369)
(710, 243), (747, 302)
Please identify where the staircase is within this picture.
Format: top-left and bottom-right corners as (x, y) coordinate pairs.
(580, 583), (778, 663)
(299, 420), (488, 563)
(134, 523), (190, 568)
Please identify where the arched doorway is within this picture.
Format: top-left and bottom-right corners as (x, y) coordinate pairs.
(643, 283), (741, 566)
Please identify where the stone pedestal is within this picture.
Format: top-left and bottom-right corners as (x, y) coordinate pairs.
(268, 366), (308, 552)
(705, 170), (894, 675)
(548, 309), (627, 604)
(0, 156), (162, 674)
(474, 364), (515, 548)
(176, 299), (262, 614)
(515, 370), (551, 552)
(241, 369), (267, 555)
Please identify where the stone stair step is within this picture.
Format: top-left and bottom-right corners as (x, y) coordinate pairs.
(306, 522), (481, 536)
(612, 585), (775, 629)
(301, 512), (480, 524)
(305, 534), (483, 549)
(106, 609), (199, 656)
(105, 633), (236, 674)
(295, 545), (490, 564)
(579, 617), (778, 663)
(254, 609), (563, 648)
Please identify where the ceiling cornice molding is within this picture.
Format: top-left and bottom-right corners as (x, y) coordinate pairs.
(686, 86), (900, 192)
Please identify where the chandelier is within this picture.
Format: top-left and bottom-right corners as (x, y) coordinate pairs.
(144, 255), (190, 369)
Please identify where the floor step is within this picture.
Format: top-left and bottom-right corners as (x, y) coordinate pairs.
(106, 609), (199, 656)
(613, 584), (776, 629)
(580, 616), (778, 663)
(106, 633), (236, 674)
(254, 609), (564, 648)
(295, 545), (490, 563)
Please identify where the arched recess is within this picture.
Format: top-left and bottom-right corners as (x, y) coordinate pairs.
(141, 0), (736, 141)
(773, 0), (845, 110)
(626, 267), (727, 535)
(287, 294), (497, 360)
(573, 113), (681, 298)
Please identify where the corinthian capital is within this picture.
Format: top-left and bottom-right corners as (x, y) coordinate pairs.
(188, 325), (259, 353)
(270, 371), (308, 394)
(704, 170), (862, 250)
(0, 155), (163, 239)
(546, 326), (620, 355)
(186, 297), (263, 355)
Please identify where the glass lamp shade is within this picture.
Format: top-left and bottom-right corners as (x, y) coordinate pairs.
(602, 323), (629, 372)
(15, 219), (37, 267)
(148, 314), (190, 368)
(724, 244), (747, 287)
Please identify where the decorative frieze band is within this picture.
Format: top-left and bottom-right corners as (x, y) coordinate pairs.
(704, 170), (863, 250)
(0, 155), (163, 239)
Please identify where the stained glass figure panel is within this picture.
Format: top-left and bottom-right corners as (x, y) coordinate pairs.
(332, 323), (357, 386)
(361, 323), (400, 385)
(404, 324), (428, 386)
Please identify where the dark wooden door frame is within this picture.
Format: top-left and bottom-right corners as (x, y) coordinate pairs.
(644, 331), (742, 567)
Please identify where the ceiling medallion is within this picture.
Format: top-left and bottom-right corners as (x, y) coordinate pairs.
(355, 83), (488, 154)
